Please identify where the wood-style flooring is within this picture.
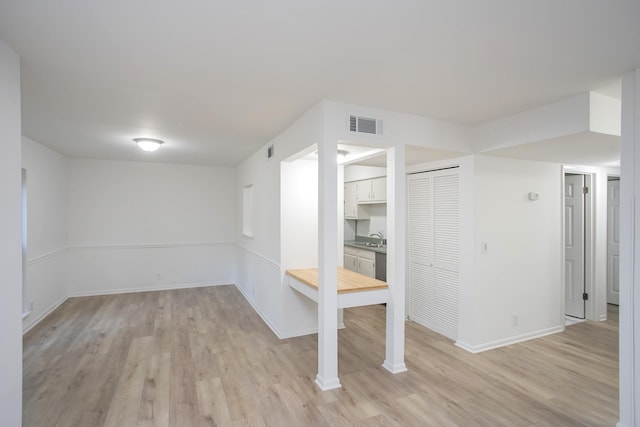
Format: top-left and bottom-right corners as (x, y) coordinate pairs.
(23, 286), (618, 426)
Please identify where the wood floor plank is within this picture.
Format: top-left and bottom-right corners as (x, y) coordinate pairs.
(23, 286), (619, 426)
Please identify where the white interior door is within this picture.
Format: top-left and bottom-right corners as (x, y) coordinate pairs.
(565, 174), (585, 319)
(607, 179), (620, 305)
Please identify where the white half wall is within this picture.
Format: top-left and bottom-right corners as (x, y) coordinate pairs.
(0, 37), (23, 427)
(21, 136), (68, 332)
(67, 159), (236, 295)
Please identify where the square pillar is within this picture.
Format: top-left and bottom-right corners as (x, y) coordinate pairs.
(316, 138), (341, 390)
(383, 146), (408, 373)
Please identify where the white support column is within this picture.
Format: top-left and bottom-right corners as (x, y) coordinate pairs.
(316, 138), (341, 391)
(0, 39), (23, 427)
(619, 68), (640, 427)
(383, 145), (408, 374)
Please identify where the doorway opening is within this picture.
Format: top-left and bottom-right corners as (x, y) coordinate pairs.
(563, 172), (593, 320)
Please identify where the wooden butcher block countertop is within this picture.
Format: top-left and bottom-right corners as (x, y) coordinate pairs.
(286, 267), (387, 294)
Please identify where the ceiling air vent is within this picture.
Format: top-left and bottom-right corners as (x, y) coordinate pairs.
(348, 114), (383, 135)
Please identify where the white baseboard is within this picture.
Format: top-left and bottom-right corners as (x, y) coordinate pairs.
(382, 360), (408, 374)
(22, 296), (68, 335)
(68, 280), (233, 298)
(455, 325), (565, 353)
(235, 284), (285, 338)
(234, 284), (344, 340)
(315, 375), (342, 391)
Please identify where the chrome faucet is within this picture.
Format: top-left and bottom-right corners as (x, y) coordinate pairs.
(369, 231), (385, 247)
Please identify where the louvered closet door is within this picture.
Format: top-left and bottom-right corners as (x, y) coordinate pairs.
(408, 168), (459, 340)
(407, 173), (434, 327)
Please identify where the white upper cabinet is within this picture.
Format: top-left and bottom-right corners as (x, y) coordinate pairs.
(371, 177), (386, 202)
(355, 176), (387, 204)
(344, 181), (358, 219)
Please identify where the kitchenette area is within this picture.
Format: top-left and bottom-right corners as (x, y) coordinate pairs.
(343, 168), (387, 282)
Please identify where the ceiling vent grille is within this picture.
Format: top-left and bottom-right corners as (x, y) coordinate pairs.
(348, 115), (383, 135)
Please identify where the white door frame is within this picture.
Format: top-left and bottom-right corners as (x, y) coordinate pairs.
(607, 175), (621, 305)
(562, 168), (596, 321)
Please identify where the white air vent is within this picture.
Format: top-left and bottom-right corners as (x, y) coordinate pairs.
(348, 114), (383, 135)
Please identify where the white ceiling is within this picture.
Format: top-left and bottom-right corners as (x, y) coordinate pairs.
(0, 1), (638, 166)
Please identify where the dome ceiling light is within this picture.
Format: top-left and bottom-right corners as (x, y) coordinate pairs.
(134, 138), (164, 152)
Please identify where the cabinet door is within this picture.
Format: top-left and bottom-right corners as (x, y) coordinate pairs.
(358, 257), (376, 278)
(344, 253), (358, 272)
(371, 177), (386, 202)
(344, 182), (358, 218)
(356, 180), (371, 202)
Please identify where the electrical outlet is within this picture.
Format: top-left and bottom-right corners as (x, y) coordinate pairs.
(511, 313), (518, 327)
(156, 273), (161, 281)
(482, 242), (488, 254)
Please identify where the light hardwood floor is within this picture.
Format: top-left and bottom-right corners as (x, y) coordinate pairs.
(23, 286), (618, 426)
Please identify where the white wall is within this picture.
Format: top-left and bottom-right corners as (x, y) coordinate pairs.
(280, 159), (321, 336)
(344, 165), (386, 182)
(460, 155), (564, 351)
(589, 92), (621, 136)
(21, 136), (68, 332)
(67, 159), (236, 295)
(236, 103), (324, 338)
(323, 100), (471, 153)
(0, 37), (23, 427)
(473, 93), (591, 152)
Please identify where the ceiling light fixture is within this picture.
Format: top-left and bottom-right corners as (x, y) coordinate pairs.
(134, 138), (164, 152)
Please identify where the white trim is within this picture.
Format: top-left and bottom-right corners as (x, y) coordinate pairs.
(455, 325), (564, 353)
(235, 278), (345, 340)
(234, 282), (284, 339)
(382, 361), (408, 374)
(315, 375), (341, 391)
(561, 168), (598, 321)
(236, 244), (280, 268)
(22, 296), (68, 335)
(67, 242), (233, 251)
(27, 247), (66, 266)
(67, 280), (232, 298)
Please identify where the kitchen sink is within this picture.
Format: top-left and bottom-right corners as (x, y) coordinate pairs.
(352, 241), (384, 248)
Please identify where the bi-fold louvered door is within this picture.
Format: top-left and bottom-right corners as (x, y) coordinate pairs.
(407, 168), (459, 340)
